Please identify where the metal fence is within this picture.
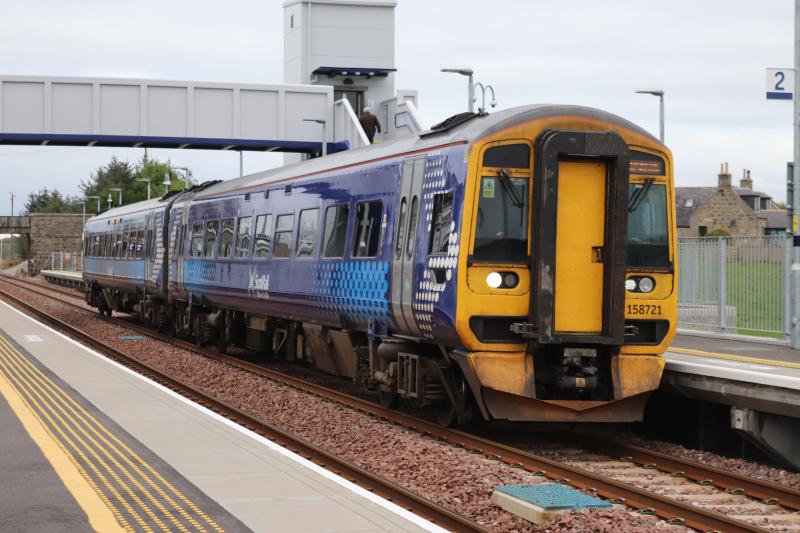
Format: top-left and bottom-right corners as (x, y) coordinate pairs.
(677, 236), (790, 339)
(47, 251), (83, 272)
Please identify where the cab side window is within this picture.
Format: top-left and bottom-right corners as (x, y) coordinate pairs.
(352, 200), (383, 258)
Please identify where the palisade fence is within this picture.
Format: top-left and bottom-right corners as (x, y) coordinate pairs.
(47, 251), (82, 272)
(677, 236), (790, 340)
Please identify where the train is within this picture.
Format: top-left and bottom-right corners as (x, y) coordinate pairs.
(82, 104), (677, 426)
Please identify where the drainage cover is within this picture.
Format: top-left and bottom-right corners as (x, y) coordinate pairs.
(118, 335), (145, 341)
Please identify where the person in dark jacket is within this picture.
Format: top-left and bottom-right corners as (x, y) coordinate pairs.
(358, 107), (382, 143)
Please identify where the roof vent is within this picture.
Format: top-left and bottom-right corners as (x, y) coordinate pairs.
(421, 112), (479, 137)
(264, 190), (270, 199)
(244, 193), (251, 201)
(284, 185), (292, 196)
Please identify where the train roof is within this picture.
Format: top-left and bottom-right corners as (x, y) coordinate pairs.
(85, 195), (171, 227)
(193, 104), (661, 200)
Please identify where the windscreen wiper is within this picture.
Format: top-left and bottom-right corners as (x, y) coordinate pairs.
(497, 170), (524, 208)
(628, 178), (654, 212)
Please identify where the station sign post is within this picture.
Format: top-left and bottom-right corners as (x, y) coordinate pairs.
(766, 5), (800, 347)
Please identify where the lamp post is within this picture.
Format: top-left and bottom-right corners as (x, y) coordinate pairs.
(635, 89), (665, 143)
(75, 201), (86, 227)
(473, 82), (497, 114)
(9, 192), (15, 216)
(106, 193), (113, 210)
(174, 167), (192, 191)
(109, 188), (123, 206)
(163, 174), (171, 195)
(302, 118), (328, 156)
(136, 178), (151, 200)
(86, 195), (100, 214)
(441, 68), (475, 113)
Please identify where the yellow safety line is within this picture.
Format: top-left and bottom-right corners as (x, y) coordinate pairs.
(0, 336), (224, 533)
(0, 359), (127, 533)
(0, 336), (218, 533)
(669, 346), (800, 370)
(0, 347), (157, 533)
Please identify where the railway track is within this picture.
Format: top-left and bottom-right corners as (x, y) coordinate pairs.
(4, 274), (800, 532)
(0, 278), (483, 533)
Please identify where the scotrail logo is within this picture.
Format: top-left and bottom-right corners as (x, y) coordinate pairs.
(248, 268), (269, 298)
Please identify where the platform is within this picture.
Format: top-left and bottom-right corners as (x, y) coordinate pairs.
(39, 269), (84, 289)
(663, 334), (800, 418)
(0, 299), (434, 533)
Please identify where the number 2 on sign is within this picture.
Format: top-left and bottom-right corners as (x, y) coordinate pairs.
(775, 71), (786, 91)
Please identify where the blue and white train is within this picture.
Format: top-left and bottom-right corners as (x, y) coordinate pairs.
(83, 105), (678, 425)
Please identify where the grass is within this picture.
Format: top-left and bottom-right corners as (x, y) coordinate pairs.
(725, 260), (784, 338)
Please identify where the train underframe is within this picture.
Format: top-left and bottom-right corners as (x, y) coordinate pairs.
(86, 283), (663, 426)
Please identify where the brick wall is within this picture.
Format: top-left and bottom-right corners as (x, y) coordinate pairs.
(28, 213), (84, 273)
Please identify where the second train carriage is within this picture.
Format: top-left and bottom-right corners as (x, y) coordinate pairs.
(84, 104), (677, 425)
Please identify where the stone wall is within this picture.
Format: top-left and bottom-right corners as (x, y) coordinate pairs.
(688, 186), (765, 237)
(29, 213), (85, 273)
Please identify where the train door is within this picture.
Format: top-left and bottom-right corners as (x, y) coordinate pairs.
(530, 130), (629, 344)
(391, 157), (425, 336)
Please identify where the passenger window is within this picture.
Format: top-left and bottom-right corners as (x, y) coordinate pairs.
(190, 223), (204, 257)
(136, 230), (145, 258)
(128, 231), (137, 258)
(254, 214), (273, 258)
(146, 229), (153, 257)
(204, 220), (219, 257)
(117, 232), (125, 258)
(394, 198), (407, 260)
(235, 216), (252, 258)
(322, 204), (349, 258)
(219, 218), (235, 258)
(406, 197), (419, 259)
(121, 232), (129, 258)
(352, 200), (383, 258)
(273, 214), (294, 258)
(296, 209), (319, 257)
(482, 143), (531, 169)
(428, 192), (454, 254)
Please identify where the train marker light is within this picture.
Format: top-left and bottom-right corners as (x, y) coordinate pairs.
(486, 272), (503, 288)
(638, 277), (655, 293)
(625, 279), (637, 291)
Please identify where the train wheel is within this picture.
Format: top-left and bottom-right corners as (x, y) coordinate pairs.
(435, 400), (458, 427)
(216, 336), (228, 355)
(378, 388), (399, 409)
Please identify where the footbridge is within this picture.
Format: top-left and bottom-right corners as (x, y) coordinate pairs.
(0, 76), (423, 155)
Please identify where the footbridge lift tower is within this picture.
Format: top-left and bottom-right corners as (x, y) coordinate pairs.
(283, 0), (420, 161)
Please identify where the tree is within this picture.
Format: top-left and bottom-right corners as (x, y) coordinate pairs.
(80, 153), (186, 212)
(22, 188), (82, 215)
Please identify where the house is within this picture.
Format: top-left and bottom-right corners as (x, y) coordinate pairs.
(675, 163), (788, 237)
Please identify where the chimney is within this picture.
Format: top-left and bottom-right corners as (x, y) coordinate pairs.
(718, 162), (731, 188)
(740, 169), (753, 190)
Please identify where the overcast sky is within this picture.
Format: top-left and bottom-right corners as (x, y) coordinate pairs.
(0, 0), (794, 214)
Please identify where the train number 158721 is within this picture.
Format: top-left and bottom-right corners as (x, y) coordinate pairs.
(626, 304), (662, 316)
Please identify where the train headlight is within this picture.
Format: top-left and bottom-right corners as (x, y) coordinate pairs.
(486, 272), (503, 288)
(638, 276), (655, 293)
(625, 279), (637, 292)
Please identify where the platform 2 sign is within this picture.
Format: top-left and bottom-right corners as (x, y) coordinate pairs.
(766, 68), (794, 100)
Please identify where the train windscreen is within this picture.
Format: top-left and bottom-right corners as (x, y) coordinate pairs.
(627, 182), (670, 267)
(473, 174), (529, 263)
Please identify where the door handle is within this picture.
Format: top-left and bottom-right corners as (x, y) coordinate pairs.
(592, 246), (604, 263)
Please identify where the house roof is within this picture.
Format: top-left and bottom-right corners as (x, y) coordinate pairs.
(762, 209), (788, 230)
(675, 187), (716, 227)
(675, 185), (780, 227)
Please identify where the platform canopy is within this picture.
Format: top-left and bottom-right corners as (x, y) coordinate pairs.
(0, 76), (349, 154)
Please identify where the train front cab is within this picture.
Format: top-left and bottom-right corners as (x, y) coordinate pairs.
(454, 117), (676, 423)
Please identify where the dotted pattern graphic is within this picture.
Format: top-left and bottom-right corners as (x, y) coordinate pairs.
(412, 154), (460, 339)
(310, 261), (391, 325)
